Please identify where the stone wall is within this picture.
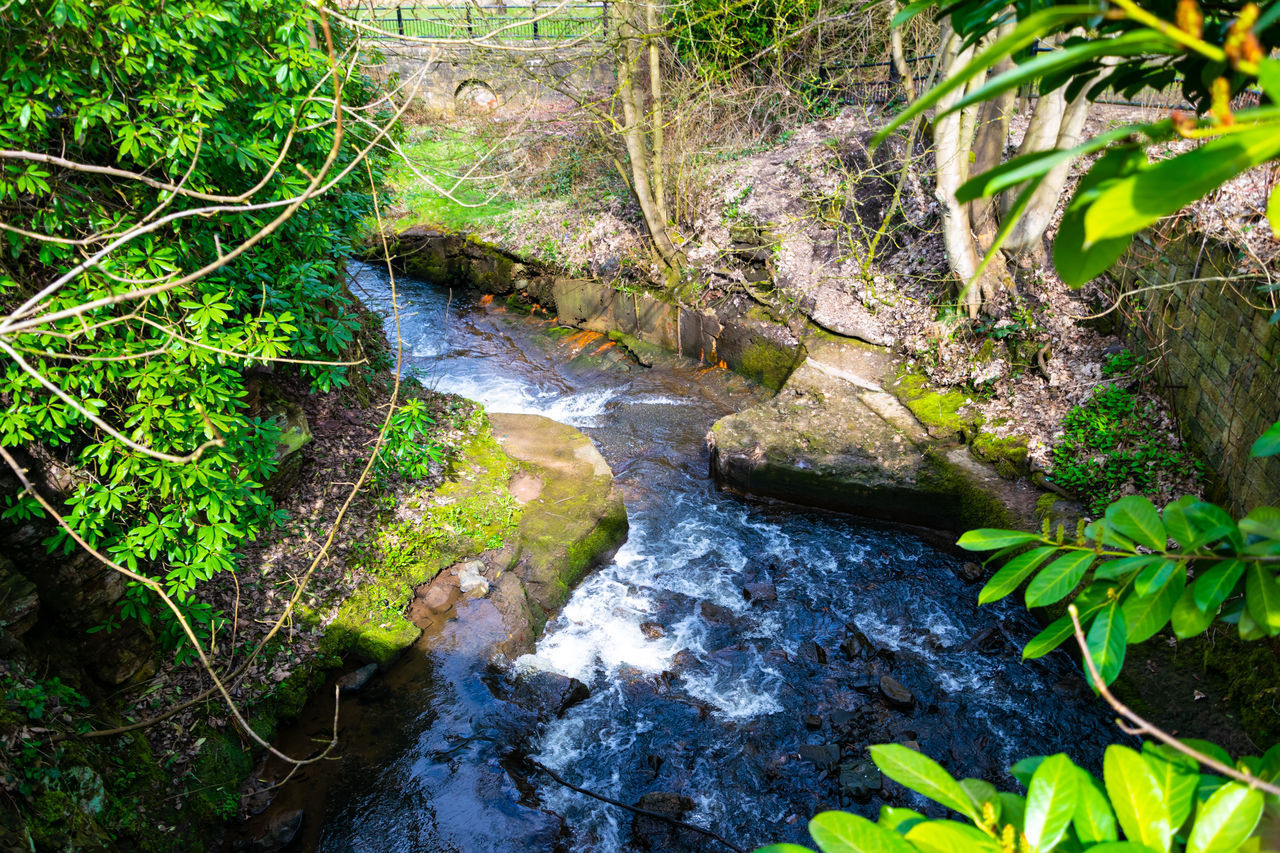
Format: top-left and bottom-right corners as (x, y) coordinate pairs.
(1111, 225), (1280, 515)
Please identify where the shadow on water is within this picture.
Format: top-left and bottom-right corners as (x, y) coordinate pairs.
(236, 263), (1127, 852)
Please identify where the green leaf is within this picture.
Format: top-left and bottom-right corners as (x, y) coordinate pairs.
(1240, 507), (1280, 541)
(997, 792), (1027, 834)
(1193, 560), (1245, 614)
(1073, 768), (1118, 843)
(1123, 567), (1184, 644)
(1054, 145), (1149, 286)
(1024, 754), (1078, 851)
(1161, 496), (1200, 550)
(1251, 421), (1280, 458)
(809, 811), (915, 853)
(1186, 782), (1265, 853)
(1171, 585), (1216, 639)
(1105, 496), (1167, 551)
(979, 546), (1058, 605)
(958, 529), (1044, 551)
(1103, 744), (1171, 852)
(889, 0), (933, 28)
(871, 4), (1106, 146)
(1094, 555), (1166, 582)
(1259, 58), (1280, 104)
(1244, 563), (1280, 636)
(1085, 122), (1280, 246)
(1010, 756), (1046, 788)
(1134, 559), (1177, 598)
(878, 806), (927, 836)
(1086, 602), (1127, 686)
(1141, 743), (1199, 829)
(1181, 739), (1234, 769)
(903, 820), (1002, 853)
(869, 744), (979, 822)
(1026, 550), (1094, 608)
(947, 32), (1178, 119)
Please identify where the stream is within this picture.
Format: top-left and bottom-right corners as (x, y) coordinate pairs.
(250, 263), (1123, 852)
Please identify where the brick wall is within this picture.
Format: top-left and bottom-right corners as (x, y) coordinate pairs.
(1111, 225), (1280, 515)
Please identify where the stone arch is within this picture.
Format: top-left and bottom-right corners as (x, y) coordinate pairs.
(454, 78), (498, 112)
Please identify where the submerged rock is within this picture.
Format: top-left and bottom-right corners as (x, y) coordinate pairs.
(233, 808), (303, 853)
(742, 582), (777, 603)
(838, 759), (882, 801)
(632, 792), (700, 853)
(879, 675), (915, 710)
(509, 655), (591, 717)
(338, 663), (379, 693)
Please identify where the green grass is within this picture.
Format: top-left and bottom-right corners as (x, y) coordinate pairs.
(385, 127), (521, 232)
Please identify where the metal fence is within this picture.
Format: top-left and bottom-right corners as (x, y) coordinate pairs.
(358, 3), (609, 40)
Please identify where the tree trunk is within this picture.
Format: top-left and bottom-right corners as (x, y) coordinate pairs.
(614, 0), (681, 272)
(887, 0), (916, 103)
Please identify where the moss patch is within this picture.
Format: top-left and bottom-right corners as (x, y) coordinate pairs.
(971, 432), (1030, 480)
(326, 412), (522, 666)
(892, 373), (983, 443)
(738, 339), (802, 391)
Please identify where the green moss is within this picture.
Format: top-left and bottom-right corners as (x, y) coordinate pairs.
(327, 414), (523, 666)
(971, 432), (1030, 480)
(893, 373), (981, 442)
(607, 330), (668, 366)
(185, 726), (252, 825)
(920, 448), (1019, 530)
(737, 339), (802, 391)
(561, 497), (629, 593)
(1205, 633), (1280, 747)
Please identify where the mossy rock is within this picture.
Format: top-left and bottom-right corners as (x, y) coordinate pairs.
(971, 433), (1030, 480)
(891, 373), (982, 443)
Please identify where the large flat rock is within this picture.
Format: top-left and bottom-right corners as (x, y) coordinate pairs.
(708, 345), (1047, 532)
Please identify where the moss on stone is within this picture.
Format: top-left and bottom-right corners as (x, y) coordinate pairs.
(920, 448), (1019, 531)
(739, 339), (801, 391)
(892, 373), (981, 443)
(326, 414), (524, 667)
(971, 432), (1030, 480)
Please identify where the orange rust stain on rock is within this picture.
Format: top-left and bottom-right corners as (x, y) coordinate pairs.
(479, 294), (494, 306)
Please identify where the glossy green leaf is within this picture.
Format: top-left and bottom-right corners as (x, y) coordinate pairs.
(997, 792), (1027, 834)
(1244, 563), (1280, 636)
(1193, 560), (1245, 614)
(1134, 559), (1177, 598)
(872, 4), (1105, 147)
(1142, 743), (1199, 829)
(1024, 754), (1078, 851)
(1123, 567), (1184, 644)
(877, 806), (926, 836)
(1252, 421), (1280, 458)
(1086, 601), (1127, 686)
(1085, 123), (1280, 246)
(1073, 768), (1118, 843)
(1105, 496), (1167, 551)
(1259, 58), (1280, 102)
(1104, 744), (1171, 852)
(1094, 555), (1165, 582)
(1181, 739), (1234, 769)
(1010, 756), (1046, 788)
(1161, 496), (1199, 550)
(809, 811), (916, 853)
(1026, 550), (1094, 607)
(1268, 186), (1280, 241)
(1171, 585), (1217, 639)
(1239, 507), (1280, 541)
(1054, 145), (1147, 286)
(958, 529), (1044, 551)
(1186, 782), (1265, 853)
(903, 820), (1002, 853)
(979, 546), (1058, 604)
(869, 744), (978, 821)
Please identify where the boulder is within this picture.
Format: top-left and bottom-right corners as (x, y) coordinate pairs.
(509, 655), (590, 717)
(631, 792), (700, 853)
(640, 621), (665, 639)
(87, 626), (157, 686)
(233, 809), (303, 853)
(797, 743), (841, 769)
(338, 663), (379, 693)
(742, 582), (777, 603)
(458, 561), (490, 597)
(0, 558), (38, 636)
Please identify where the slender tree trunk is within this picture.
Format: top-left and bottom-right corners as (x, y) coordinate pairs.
(615, 0), (681, 271)
(887, 0), (916, 103)
(645, 0), (667, 220)
(968, 21), (1015, 254)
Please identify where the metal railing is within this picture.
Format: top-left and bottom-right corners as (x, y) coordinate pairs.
(357, 3), (609, 41)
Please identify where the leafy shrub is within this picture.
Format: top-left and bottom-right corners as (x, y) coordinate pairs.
(0, 0), (392, 651)
(374, 398), (446, 485)
(1048, 384), (1202, 514)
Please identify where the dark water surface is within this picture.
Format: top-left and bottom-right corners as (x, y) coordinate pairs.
(261, 264), (1121, 852)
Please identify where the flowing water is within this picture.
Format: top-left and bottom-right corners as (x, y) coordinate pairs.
(265, 264), (1123, 852)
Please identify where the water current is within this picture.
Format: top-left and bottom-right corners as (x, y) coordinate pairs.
(270, 263), (1124, 852)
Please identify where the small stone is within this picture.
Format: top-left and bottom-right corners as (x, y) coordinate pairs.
(338, 663), (378, 693)
(640, 621), (664, 639)
(797, 743), (842, 769)
(458, 563), (489, 597)
(800, 640), (828, 665)
(742, 582), (777, 603)
(958, 561), (983, 583)
(804, 714), (823, 731)
(879, 675), (915, 709)
(838, 759), (882, 801)
(419, 584), (453, 614)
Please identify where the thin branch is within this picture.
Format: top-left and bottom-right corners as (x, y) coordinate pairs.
(1068, 604), (1280, 797)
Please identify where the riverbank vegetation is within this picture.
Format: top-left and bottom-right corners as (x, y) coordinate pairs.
(3, 0), (1280, 848)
